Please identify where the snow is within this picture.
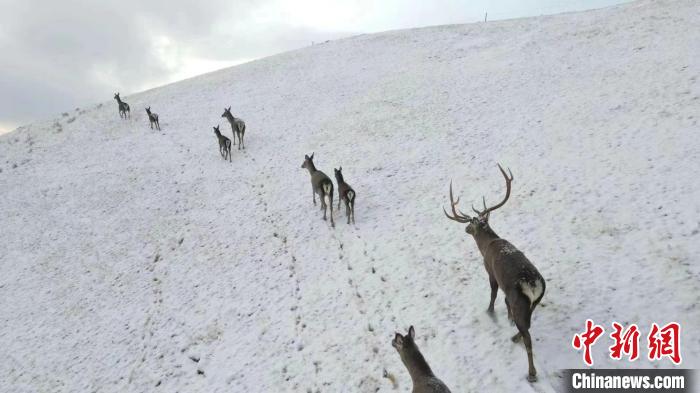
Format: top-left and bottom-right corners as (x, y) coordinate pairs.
(1, 0), (699, 392)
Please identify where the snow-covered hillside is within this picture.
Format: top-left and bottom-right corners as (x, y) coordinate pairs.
(1, 1), (699, 392)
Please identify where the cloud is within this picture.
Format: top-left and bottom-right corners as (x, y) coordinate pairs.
(0, 0), (351, 131)
(0, 0), (629, 133)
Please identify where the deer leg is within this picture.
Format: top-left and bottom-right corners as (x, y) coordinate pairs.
(329, 193), (334, 227)
(521, 329), (537, 382)
(321, 195), (327, 220)
(345, 200), (351, 224)
(505, 298), (515, 325)
(312, 188), (316, 205)
(351, 200), (355, 224)
(487, 276), (498, 313)
(511, 294), (536, 381)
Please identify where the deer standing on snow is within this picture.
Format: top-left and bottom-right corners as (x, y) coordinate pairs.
(145, 107), (160, 130)
(213, 125), (232, 162)
(334, 167), (355, 224)
(301, 153), (334, 227)
(221, 107), (246, 149)
(113, 93), (130, 119)
(392, 326), (452, 393)
(443, 164), (545, 382)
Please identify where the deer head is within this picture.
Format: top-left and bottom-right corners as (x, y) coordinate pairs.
(392, 325), (416, 353)
(114, 93), (120, 99)
(221, 106), (232, 118)
(443, 164), (513, 237)
(301, 152), (315, 169)
(334, 166), (344, 181)
(213, 125), (221, 134)
(145, 107), (151, 113)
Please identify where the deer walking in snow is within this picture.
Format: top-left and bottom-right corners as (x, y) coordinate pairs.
(443, 164), (545, 382)
(301, 153), (334, 227)
(113, 93), (130, 119)
(334, 167), (355, 224)
(392, 326), (452, 393)
(145, 107), (160, 130)
(213, 125), (232, 162)
(221, 107), (246, 149)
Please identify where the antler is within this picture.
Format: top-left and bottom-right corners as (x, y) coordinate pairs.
(473, 164), (513, 218)
(443, 181), (472, 223)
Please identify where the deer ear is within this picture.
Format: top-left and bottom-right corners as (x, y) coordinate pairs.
(394, 333), (404, 346)
(310, 152), (314, 159)
(339, 166), (342, 171)
(408, 326), (415, 339)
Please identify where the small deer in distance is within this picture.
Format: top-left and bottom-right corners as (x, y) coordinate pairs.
(213, 125), (232, 162)
(221, 107), (246, 149)
(444, 164), (545, 382)
(301, 153), (334, 227)
(113, 93), (130, 119)
(145, 107), (160, 130)
(392, 326), (452, 393)
(334, 167), (355, 224)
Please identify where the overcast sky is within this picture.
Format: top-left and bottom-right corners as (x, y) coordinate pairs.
(0, 0), (629, 134)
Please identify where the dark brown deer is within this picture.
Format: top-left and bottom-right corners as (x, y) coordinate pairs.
(145, 107), (160, 130)
(301, 153), (334, 227)
(443, 164), (545, 382)
(221, 107), (246, 149)
(113, 93), (130, 119)
(334, 167), (355, 224)
(392, 326), (452, 393)
(213, 125), (231, 162)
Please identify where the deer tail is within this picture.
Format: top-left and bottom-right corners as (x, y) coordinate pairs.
(346, 190), (355, 203)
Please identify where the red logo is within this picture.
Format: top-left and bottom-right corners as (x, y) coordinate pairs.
(572, 319), (605, 366)
(609, 322), (640, 361)
(648, 322), (682, 364)
(573, 320), (682, 366)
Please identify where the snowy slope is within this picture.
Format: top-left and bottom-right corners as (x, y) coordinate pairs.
(1, 1), (699, 392)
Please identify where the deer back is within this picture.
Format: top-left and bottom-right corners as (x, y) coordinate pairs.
(483, 238), (544, 300)
(311, 170), (332, 191)
(233, 118), (245, 133)
(338, 180), (352, 200)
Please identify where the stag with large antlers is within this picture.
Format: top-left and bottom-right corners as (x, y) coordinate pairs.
(443, 164), (545, 382)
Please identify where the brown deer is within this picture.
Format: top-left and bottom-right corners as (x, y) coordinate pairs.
(334, 167), (355, 224)
(113, 93), (130, 119)
(221, 107), (246, 149)
(392, 326), (452, 393)
(145, 107), (160, 130)
(213, 125), (231, 162)
(443, 164), (545, 382)
(301, 153), (334, 227)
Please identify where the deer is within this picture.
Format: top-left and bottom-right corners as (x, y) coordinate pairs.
(443, 164), (545, 382)
(145, 107), (160, 130)
(334, 167), (355, 224)
(392, 326), (452, 393)
(301, 153), (334, 227)
(113, 93), (130, 119)
(221, 107), (246, 149)
(213, 125), (231, 162)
